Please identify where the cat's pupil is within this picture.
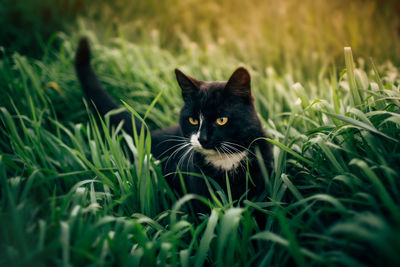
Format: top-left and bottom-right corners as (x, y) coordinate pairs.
(216, 117), (228, 125)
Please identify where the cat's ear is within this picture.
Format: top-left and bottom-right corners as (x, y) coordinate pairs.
(175, 69), (200, 100)
(224, 67), (252, 98)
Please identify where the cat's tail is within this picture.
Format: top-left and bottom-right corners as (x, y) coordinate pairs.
(75, 37), (134, 133)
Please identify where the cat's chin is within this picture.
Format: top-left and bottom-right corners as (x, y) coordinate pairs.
(192, 145), (248, 171)
(193, 146), (218, 156)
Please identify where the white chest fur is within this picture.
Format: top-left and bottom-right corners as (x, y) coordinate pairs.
(204, 150), (248, 171)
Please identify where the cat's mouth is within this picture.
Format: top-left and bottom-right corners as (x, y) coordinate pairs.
(190, 134), (219, 155)
(190, 134), (247, 156)
(190, 138), (248, 171)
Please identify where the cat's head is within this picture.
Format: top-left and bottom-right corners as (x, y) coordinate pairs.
(175, 67), (264, 167)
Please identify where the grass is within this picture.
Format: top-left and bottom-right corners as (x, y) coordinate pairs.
(1, 1), (400, 266)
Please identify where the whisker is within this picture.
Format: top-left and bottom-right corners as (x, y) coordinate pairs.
(220, 145), (247, 174)
(221, 143), (241, 156)
(222, 141), (257, 158)
(165, 142), (192, 168)
(157, 136), (189, 146)
(159, 141), (189, 157)
(186, 148), (195, 172)
(220, 145), (241, 164)
(169, 143), (191, 159)
(177, 146), (194, 172)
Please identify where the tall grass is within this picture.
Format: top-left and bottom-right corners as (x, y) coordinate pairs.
(1, 1), (400, 265)
(1, 30), (400, 265)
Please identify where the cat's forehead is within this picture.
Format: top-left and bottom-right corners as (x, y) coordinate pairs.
(194, 81), (235, 115)
(199, 81), (227, 91)
(182, 81), (243, 116)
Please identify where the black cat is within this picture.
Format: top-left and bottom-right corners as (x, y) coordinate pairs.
(75, 38), (272, 211)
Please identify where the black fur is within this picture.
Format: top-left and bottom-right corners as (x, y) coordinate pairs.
(75, 38), (273, 213)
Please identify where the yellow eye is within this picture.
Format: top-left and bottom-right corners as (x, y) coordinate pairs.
(188, 117), (199, 125)
(216, 117), (228, 125)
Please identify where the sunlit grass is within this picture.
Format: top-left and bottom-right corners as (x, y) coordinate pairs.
(1, 31), (400, 265)
(1, 1), (400, 265)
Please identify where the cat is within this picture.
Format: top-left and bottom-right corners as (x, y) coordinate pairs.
(75, 38), (273, 212)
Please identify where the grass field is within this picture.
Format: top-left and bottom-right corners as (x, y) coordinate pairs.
(1, 0), (400, 266)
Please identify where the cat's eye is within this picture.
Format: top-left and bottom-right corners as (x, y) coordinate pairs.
(188, 117), (199, 125)
(216, 117), (228, 126)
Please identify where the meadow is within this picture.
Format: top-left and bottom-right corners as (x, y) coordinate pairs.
(1, 0), (400, 266)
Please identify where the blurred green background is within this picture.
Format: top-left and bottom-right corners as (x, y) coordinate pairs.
(2, 0), (399, 76)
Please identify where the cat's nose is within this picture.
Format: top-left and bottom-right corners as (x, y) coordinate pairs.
(199, 135), (209, 147)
